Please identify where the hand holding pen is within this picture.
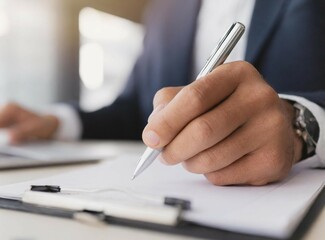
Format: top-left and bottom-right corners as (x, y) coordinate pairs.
(133, 22), (246, 179)
(135, 22), (304, 186)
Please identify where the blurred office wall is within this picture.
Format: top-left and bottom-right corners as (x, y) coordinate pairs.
(0, 0), (148, 110)
(79, 8), (144, 111)
(0, 0), (63, 108)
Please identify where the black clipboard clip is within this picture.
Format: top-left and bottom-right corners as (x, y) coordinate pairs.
(28, 185), (191, 226)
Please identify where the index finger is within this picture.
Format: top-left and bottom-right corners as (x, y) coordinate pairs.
(142, 63), (245, 148)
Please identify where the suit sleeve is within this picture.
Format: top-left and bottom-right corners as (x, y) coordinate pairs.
(76, 2), (162, 140)
(77, 58), (145, 140)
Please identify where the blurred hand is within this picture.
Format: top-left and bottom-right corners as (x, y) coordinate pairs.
(143, 61), (303, 186)
(0, 103), (59, 144)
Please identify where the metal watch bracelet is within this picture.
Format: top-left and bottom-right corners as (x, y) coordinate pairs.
(293, 102), (319, 159)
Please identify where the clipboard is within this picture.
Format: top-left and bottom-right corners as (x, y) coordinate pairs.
(0, 187), (324, 240)
(0, 154), (324, 240)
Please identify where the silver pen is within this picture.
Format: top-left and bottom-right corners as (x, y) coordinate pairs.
(132, 22), (246, 180)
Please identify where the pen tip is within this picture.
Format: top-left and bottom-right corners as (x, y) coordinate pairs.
(131, 175), (136, 181)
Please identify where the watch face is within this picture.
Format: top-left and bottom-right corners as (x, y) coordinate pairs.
(304, 109), (319, 144)
(293, 102), (319, 158)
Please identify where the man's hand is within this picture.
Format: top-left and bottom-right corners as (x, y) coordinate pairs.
(0, 103), (59, 144)
(143, 61), (303, 186)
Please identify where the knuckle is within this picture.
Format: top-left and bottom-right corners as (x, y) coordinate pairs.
(181, 85), (205, 110)
(234, 61), (251, 71)
(232, 61), (255, 76)
(258, 85), (279, 106)
(246, 84), (278, 111)
(153, 87), (173, 106)
(184, 154), (215, 174)
(161, 150), (178, 165)
(190, 118), (215, 143)
(217, 107), (232, 126)
(159, 110), (175, 133)
(204, 151), (220, 169)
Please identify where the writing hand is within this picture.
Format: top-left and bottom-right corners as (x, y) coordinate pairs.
(143, 61), (303, 185)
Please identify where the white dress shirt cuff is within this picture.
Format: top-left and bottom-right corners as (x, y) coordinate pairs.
(279, 94), (325, 167)
(44, 104), (82, 141)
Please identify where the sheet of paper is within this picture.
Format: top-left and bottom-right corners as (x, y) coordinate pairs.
(0, 154), (324, 238)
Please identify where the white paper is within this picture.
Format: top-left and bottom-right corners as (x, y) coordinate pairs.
(0, 154), (324, 238)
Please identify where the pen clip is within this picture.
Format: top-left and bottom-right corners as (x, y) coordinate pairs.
(197, 22), (245, 79)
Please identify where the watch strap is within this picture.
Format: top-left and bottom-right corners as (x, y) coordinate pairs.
(293, 102), (320, 159)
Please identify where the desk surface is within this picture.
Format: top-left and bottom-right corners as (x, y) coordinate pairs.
(0, 141), (324, 240)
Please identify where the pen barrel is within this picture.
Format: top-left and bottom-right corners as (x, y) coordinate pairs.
(133, 148), (162, 178)
(197, 22), (245, 79)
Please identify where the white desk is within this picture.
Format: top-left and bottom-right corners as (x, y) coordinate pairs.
(0, 141), (324, 240)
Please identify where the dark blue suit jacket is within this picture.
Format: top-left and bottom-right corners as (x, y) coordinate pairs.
(78, 0), (325, 140)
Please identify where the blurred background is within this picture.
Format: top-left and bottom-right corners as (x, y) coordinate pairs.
(0, 0), (149, 111)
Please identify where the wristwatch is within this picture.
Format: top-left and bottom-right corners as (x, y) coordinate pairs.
(293, 102), (320, 159)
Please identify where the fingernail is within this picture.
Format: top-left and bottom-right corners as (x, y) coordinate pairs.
(144, 130), (160, 146)
(148, 104), (165, 122)
(158, 154), (169, 165)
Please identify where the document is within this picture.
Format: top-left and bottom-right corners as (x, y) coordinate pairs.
(0, 154), (324, 238)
